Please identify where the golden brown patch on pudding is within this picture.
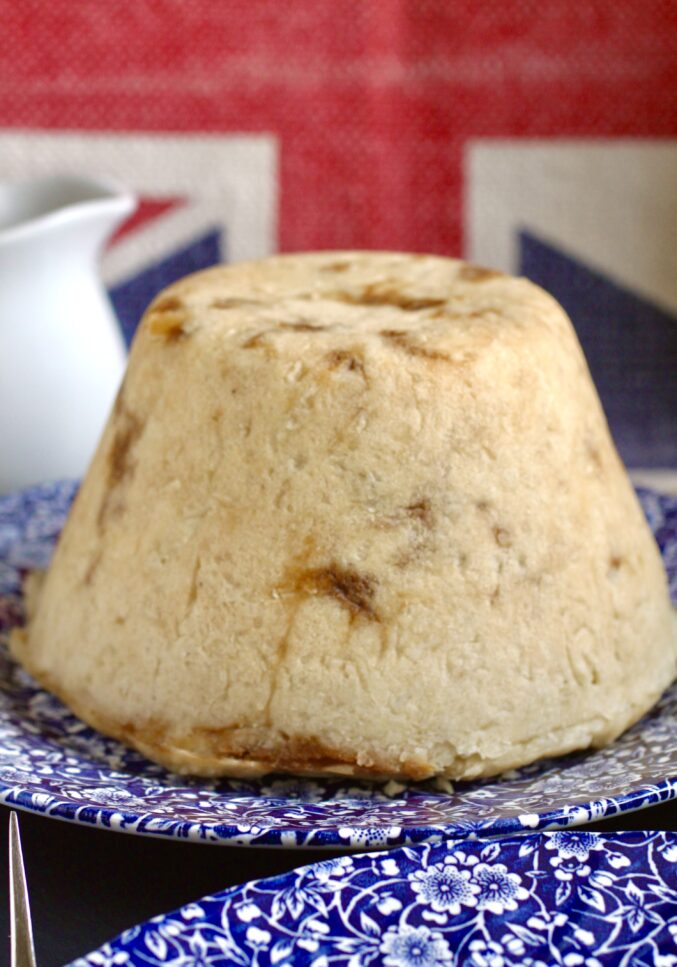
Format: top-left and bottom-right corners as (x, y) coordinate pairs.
(380, 329), (452, 362)
(147, 296), (189, 341)
(457, 264), (504, 282)
(325, 349), (366, 377)
(333, 284), (446, 312)
(289, 563), (379, 621)
(97, 406), (143, 528)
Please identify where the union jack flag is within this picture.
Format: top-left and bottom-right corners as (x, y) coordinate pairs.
(0, 0), (674, 480)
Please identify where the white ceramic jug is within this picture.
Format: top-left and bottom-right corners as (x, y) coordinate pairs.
(0, 175), (135, 493)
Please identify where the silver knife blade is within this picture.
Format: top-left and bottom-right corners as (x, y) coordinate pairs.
(9, 812), (37, 967)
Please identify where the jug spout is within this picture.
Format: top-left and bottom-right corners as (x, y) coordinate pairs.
(0, 174), (135, 255)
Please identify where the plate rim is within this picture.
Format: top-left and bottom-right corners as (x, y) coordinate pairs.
(0, 770), (675, 850)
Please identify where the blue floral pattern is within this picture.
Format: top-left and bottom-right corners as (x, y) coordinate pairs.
(0, 482), (675, 849)
(411, 860), (479, 914)
(71, 831), (677, 965)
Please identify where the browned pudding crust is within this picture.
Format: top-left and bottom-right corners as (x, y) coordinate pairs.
(10, 628), (433, 780)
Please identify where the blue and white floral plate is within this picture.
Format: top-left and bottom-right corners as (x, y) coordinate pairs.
(0, 483), (676, 850)
(73, 830), (677, 965)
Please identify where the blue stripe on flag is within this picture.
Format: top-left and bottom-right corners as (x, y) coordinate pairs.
(109, 228), (223, 346)
(520, 231), (677, 469)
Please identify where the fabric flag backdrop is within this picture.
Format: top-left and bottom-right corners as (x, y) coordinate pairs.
(0, 0), (675, 485)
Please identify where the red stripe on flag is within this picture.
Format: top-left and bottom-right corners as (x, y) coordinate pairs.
(109, 197), (185, 246)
